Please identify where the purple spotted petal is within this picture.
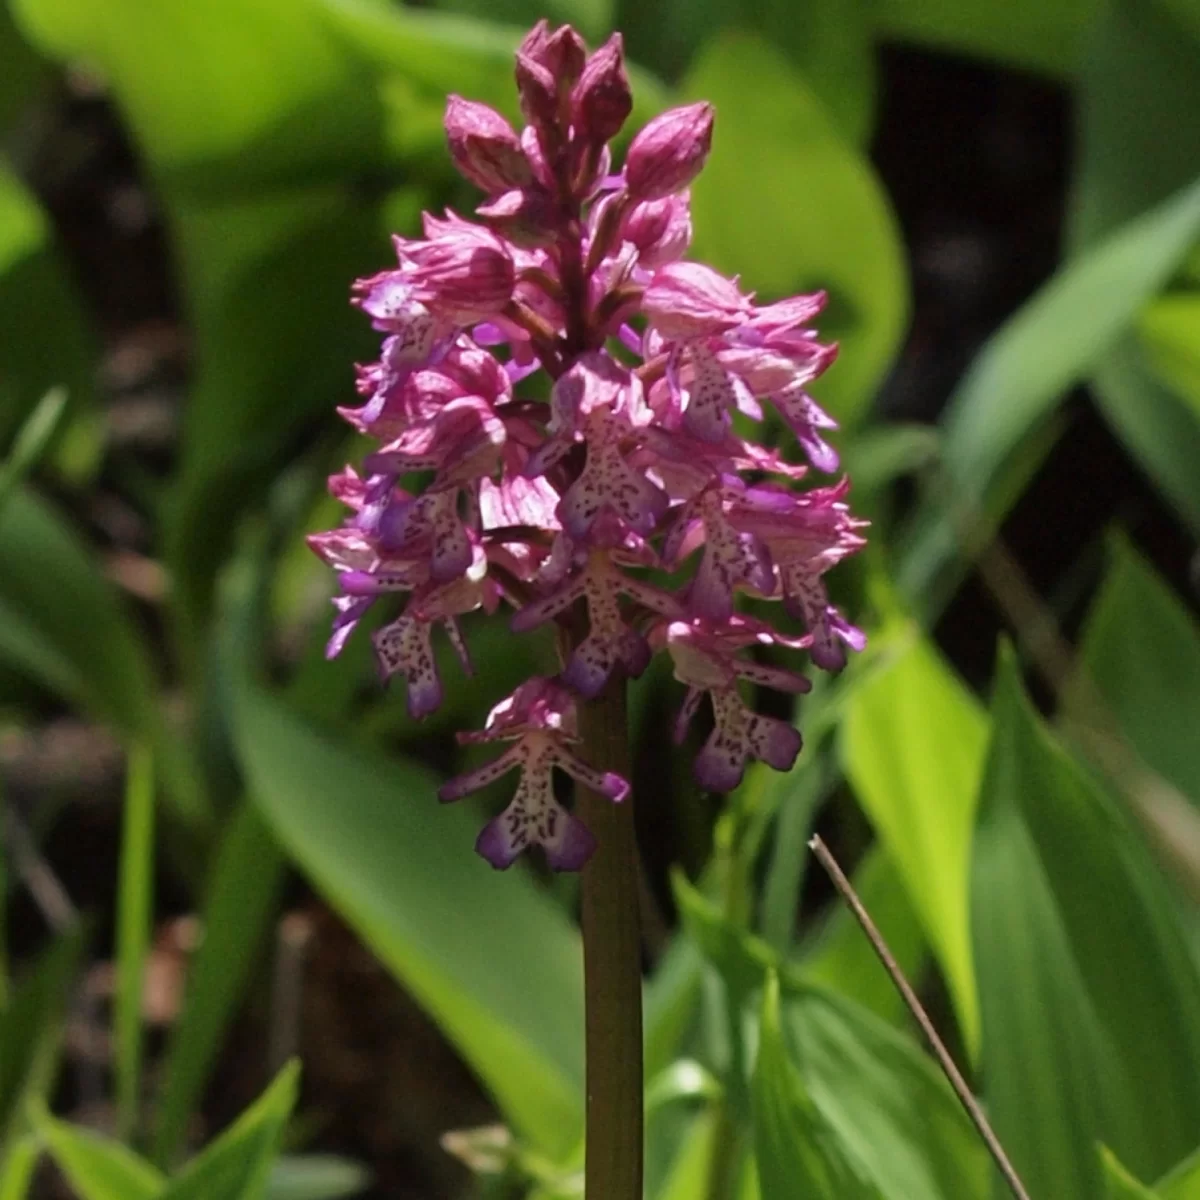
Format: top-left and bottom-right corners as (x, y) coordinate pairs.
(682, 343), (736, 443)
(372, 613), (443, 718)
(439, 744), (523, 801)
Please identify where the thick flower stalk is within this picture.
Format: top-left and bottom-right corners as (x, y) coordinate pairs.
(309, 21), (866, 869)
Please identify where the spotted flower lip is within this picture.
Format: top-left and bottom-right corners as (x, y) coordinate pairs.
(309, 19), (867, 869)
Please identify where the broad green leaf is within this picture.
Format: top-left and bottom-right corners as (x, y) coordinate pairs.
(1159, 1143), (1200, 1199)
(1072, 537), (1200, 803)
(681, 32), (908, 426)
(0, 929), (84, 1145)
(783, 985), (989, 1200)
(759, 762), (826, 952)
(1091, 341), (1200, 534)
(227, 644), (585, 1155)
(899, 175), (1200, 602)
(617, 0), (874, 143)
(115, 745), (154, 1142)
(674, 879), (988, 1200)
(1102, 1148), (1160, 1200)
(1067, 0), (1200, 523)
(752, 974), (881, 1199)
(0, 490), (203, 825)
(425, 0), (610, 43)
(839, 624), (986, 1052)
(11, 0), (377, 175)
(153, 802), (286, 1166)
(653, 1110), (718, 1200)
(973, 653), (1200, 1196)
(801, 844), (925, 1028)
(266, 1155), (370, 1200)
(1071, 0), (1200, 248)
(1140, 294), (1200, 417)
(871, 0), (1099, 76)
(644, 936), (704, 1080)
(0, 3), (46, 129)
(0, 168), (94, 448)
(160, 1063), (299, 1200)
(34, 1113), (164, 1200)
(0, 1136), (39, 1200)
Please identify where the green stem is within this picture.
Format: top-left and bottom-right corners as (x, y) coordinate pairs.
(577, 673), (643, 1200)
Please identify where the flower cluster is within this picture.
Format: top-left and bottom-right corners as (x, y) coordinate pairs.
(310, 21), (866, 869)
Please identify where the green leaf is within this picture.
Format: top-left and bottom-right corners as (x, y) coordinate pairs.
(752, 974), (881, 1199)
(644, 936), (704, 1080)
(839, 624), (987, 1052)
(1139, 294), (1200, 417)
(1101, 1148), (1160, 1200)
(0, 388), (68, 521)
(1159, 1143), (1200, 1199)
(0, 1136), (39, 1200)
(0, 167), (95, 449)
(681, 32), (908, 426)
(759, 762), (826, 952)
(0, 490), (204, 826)
(782, 985), (989, 1200)
(800, 844), (925, 1028)
(899, 175), (1200, 603)
(653, 1110), (718, 1200)
(1091, 341), (1200, 535)
(673, 878), (987, 1200)
(153, 802), (286, 1166)
(266, 1155), (370, 1200)
(226, 639), (585, 1156)
(1072, 537), (1200, 803)
(972, 651), (1200, 1196)
(1071, 0), (1200, 248)
(0, 929), (84, 1145)
(160, 1062), (299, 1200)
(114, 745), (155, 1143)
(425, 0), (610, 44)
(0, 3), (46, 129)
(34, 1114), (164, 1200)
(869, 0), (1099, 77)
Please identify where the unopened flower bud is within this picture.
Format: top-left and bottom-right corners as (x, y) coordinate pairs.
(515, 21), (587, 137)
(521, 21), (586, 90)
(445, 96), (533, 194)
(624, 102), (715, 200)
(571, 34), (632, 144)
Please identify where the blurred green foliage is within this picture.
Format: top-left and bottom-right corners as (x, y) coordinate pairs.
(0, 0), (1198, 1197)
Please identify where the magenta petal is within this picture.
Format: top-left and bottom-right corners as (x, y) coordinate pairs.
(562, 646), (612, 698)
(406, 673), (444, 720)
(750, 715), (802, 772)
(475, 817), (523, 869)
(543, 811), (598, 870)
(694, 740), (746, 793)
(600, 771), (630, 803)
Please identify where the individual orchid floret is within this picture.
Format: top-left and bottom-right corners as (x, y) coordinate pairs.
(643, 262), (752, 338)
(666, 481), (776, 621)
(440, 679), (628, 869)
(512, 549), (681, 697)
(624, 103), (715, 200)
(665, 620), (808, 791)
(373, 563), (496, 717)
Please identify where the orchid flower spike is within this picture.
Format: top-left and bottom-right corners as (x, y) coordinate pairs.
(310, 21), (866, 869)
